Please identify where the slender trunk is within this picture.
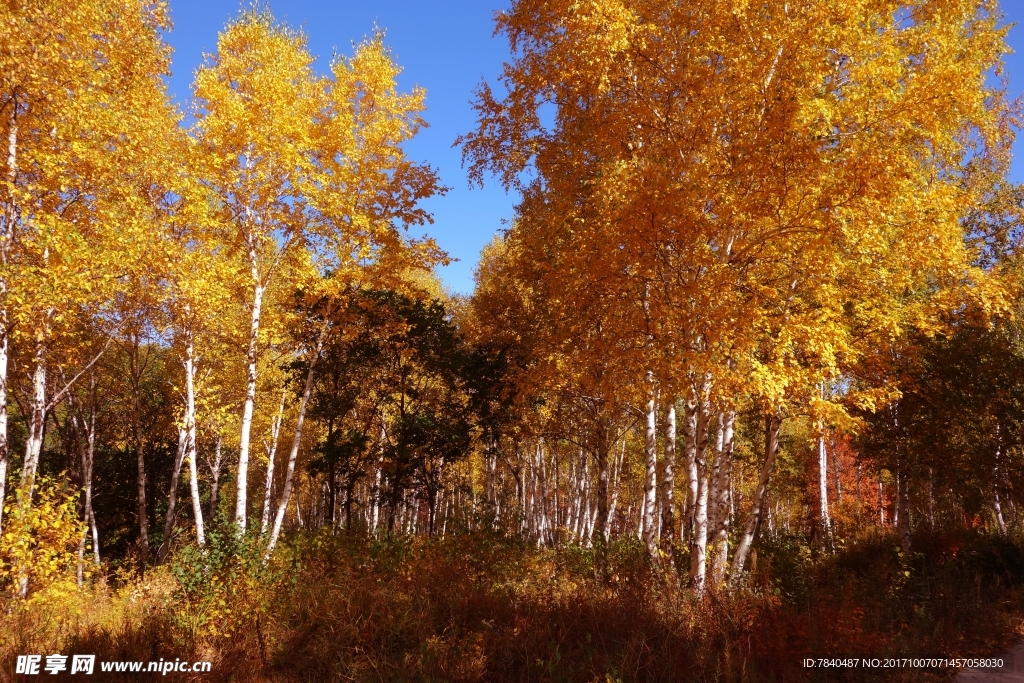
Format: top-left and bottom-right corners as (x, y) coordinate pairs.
(928, 467), (935, 531)
(0, 99), (16, 539)
(642, 378), (658, 561)
(994, 425), (1007, 536)
(731, 412), (781, 585)
(710, 410), (735, 587)
(593, 425), (610, 545)
(157, 428), (188, 563)
(572, 449), (585, 539)
(129, 335), (150, 564)
(21, 344), (47, 500)
(818, 427), (831, 545)
(637, 484), (646, 540)
(261, 389), (286, 535)
(831, 434), (842, 504)
(208, 435), (222, 520)
(0, 326), (6, 539)
(682, 396), (699, 543)
(84, 380), (100, 567)
(183, 336), (204, 545)
(485, 437), (495, 508)
(605, 439), (625, 540)
(878, 480), (885, 525)
(235, 271), (265, 534)
(71, 377), (101, 583)
(265, 327), (326, 558)
(897, 460), (911, 552)
(661, 401), (676, 554)
(372, 443), (383, 534)
(328, 461), (337, 529)
(536, 442), (548, 545)
(689, 393), (711, 593)
(553, 447), (561, 536)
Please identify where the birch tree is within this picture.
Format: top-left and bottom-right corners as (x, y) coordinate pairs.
(0, 0), (176, 533)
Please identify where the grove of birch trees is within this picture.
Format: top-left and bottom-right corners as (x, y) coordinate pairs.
(2, 0), (1023, 601)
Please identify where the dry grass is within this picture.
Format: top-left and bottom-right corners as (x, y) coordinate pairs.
(2, 529), (1023, 682)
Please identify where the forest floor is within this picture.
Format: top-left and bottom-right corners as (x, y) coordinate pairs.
(4, 528), (1024, 682)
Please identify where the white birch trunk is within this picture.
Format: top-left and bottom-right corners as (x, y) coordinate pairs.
(84, 387), (100, 567)
(0, 326), (7, 539)
(878, 480), (885, 525)
(710, 410), (735, 587)
(642, 378), (659, 561)
(235, 270), (264, 534)
(661, 401), (676, 552)
(682, 397), (699, 543)
(371, 425), (384, 534)
(817, 427), (831, 544)
(994, 425), (1007, 536)
(264, 328), (325, 558)
(21, 344), (47, 500)
(0, 101), (16, 539)
(831, 433), (842, 504)
(71, 378), (101, 583)
(689, 394), (711, 593)
(705, 412), (724, 570)
(130, 339), (150, 564)
(208, 435), (222, 519)
(183, 338), (204, 546)
(157, 428), (188, 563)
(261, 389), (286, 535)
(637, 485), (646, 540)
(731, 412), (781, 585)
(897, 459), (911, 552)
(605, 439), (625, 540)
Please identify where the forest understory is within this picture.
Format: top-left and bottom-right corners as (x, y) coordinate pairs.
(3, 526), (1024, 682)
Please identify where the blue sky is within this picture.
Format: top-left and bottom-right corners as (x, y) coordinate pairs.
(163, 0), (1024, 295)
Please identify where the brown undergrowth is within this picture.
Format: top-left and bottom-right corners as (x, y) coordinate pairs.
(3, 528), (1024, 682)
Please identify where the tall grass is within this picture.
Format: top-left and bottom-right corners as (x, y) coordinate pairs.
(3, 528), (1024, 682)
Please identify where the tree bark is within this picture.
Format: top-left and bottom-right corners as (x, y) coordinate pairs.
(731, 412), (781, 585)
(605, 439), (625, 540)
(265, 327), (325, 558)
(710, 410), (735, 587)
(128, 333), (150, 563)
(688, 392), (711, 593)
(994, 425), (1008, 536)
(642, 377), (659, 561)
(261, 389), (286, 535)
(660, 400), (676, 555)
(0, 98), (16, 539)
(878, 480), (885, 525)
(682, 396), (699, 543)
(831, 433), (842, 504)
(897, 459), (911, 552)
(21, 344), (47, 500)
(183, 335), (204, 546)
(157, 428), (187, 563)
(208, 435), (222, 520)
(593, 421), (611, 545)
(71, 373), (101, 584)
(817, 427), (831, 545)
(235, 271), (264, 534)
